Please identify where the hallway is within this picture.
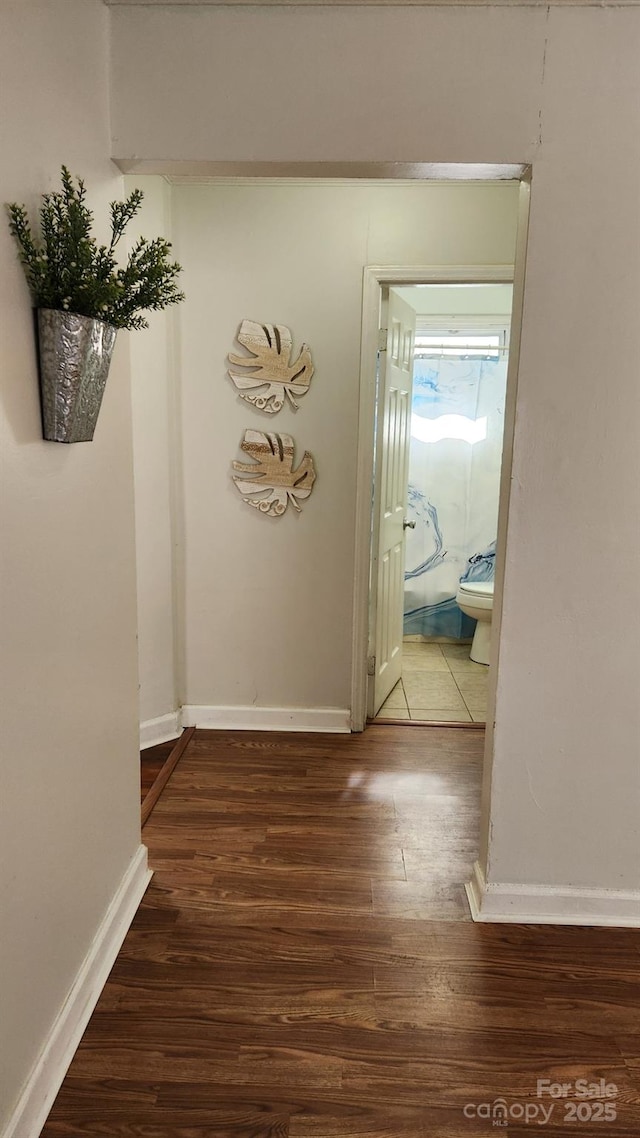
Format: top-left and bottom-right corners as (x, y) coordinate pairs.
(42, 726), (640, 1136)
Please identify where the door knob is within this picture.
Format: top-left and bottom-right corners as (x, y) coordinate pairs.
(403, 518), (416, 530)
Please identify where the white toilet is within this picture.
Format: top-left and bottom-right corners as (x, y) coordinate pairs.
(455, 580), (494, 665)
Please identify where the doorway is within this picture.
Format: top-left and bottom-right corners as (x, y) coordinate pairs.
(375, 282), (513, 725)
(350, 265), (516, 732)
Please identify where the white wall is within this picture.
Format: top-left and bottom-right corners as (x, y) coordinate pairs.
(108, 3), (640, 919)
(173, 181), (517, 721)
(488, 12), (640, 901)
(0, 2), (143, 1128)
(110, 6), (546, 165)
(126, 176), (181, 744)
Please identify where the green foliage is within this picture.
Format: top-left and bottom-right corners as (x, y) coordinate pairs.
(6, 166), (184, 330)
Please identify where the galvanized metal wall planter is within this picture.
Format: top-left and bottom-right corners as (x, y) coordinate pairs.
(8, 168), (185, 442)
(36, 309), (117, 443)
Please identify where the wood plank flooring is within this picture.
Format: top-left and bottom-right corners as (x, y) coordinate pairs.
(42, 726), (640, 1137)
(142, 729), (196, 827)
(140, 740), (175, 803)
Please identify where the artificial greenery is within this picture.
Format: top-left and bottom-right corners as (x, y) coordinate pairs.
(7, 166), (184, 330)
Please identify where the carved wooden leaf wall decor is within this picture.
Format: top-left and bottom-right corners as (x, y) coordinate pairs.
(228, 320), (314, 413)
(232, 430), (316, 517)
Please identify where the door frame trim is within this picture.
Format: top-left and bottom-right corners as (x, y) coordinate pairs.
(351, 264), (515, 732)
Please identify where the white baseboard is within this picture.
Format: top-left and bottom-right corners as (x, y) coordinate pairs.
(181, 705), (351, 733)
(466, 861), (640, 927)
(4, 845), (152, 1138)
(139, 711), (182, 749)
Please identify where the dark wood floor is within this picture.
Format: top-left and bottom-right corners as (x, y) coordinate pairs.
(43, 726), (640, 1137)
(140, 739), (175, 803)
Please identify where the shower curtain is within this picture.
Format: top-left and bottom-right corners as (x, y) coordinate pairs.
(403, 354), (507, 639)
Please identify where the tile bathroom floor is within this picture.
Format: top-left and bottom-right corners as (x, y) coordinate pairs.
(374, 641), (488, 724)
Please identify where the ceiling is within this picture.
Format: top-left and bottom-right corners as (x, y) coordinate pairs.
(395, 284), (513, 318)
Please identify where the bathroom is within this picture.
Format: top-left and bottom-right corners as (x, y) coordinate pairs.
(375, 283), (513, 725)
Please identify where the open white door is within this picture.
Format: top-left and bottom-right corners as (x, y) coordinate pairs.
(370, 290), (415, 716)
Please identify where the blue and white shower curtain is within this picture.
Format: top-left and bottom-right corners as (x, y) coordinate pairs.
(403, 355), (507, 639)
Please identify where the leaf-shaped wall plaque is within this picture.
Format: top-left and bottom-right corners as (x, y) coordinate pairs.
(228, 320), (314, 414)
(232, 430), (316, 517)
